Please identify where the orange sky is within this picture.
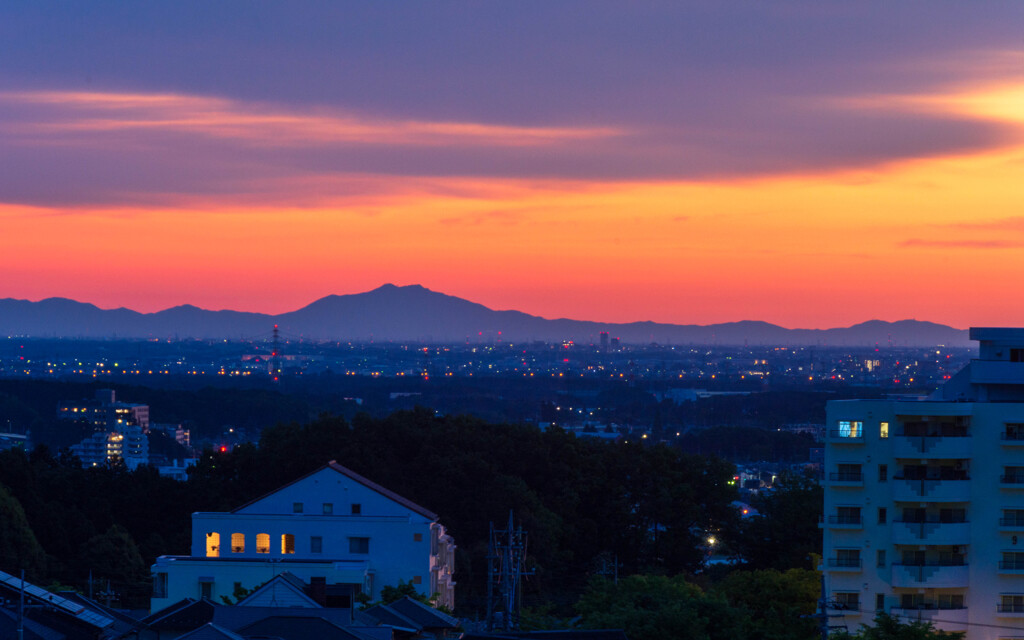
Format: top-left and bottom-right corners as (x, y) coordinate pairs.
(3, 6), (1024, 329)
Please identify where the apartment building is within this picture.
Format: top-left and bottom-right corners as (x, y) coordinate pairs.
(824, 328), (1024, 640)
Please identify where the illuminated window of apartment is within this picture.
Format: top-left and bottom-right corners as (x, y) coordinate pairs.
(323, 503), (333, 515)
(351, 503), (361, 515)
(293, 502), (303, 513)
(256, 533), (270, 554)
(879, 422), (889, 438)
(837, 420), (862, 438)
(349, 537), (370, 554)
(310, 536), (323, 553)
(231, 533), (245, 553)
(205, 532), (220, 557)
(282, 533), (295, 554)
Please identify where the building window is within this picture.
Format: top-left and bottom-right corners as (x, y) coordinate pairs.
(349, 537), (370, 554)
(1002, 552), (1024, 570)
(937, 594), (964, 609)
(323, 503), (333, 515)
(413, 575), (422, 584)
(282, 533), (295, 554)
(293, 502), (304, 513)
(879, 422), (889, 438)
(876, 593), (885, 611)
(206, 532), (220, 558)
(833, 548), (860, 568)
(414, 533), (423, 542)
(311, 536), (323, 553)
(1003, 510), (1024, 526)
(837, 420), (862, 438)
(1005, 467), (1024, 484)
(833, 463), (862, 482)
(351, 503), (362, 515)
(256, 533), (270, 554)
(878, 508), (887, 524)
(877, 550), (886, 568)
(834, 592), (859, 611)
(231, 533), (245, 553)
(199, 580), (214, 600)
(1000, 595), (1024, 613)
(1006, 423), (1024, 441)
(153, 573), (168, 599)
(878, 464), (887, 482)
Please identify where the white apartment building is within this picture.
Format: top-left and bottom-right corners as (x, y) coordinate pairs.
(150, 461), (455, 614)
(824, 328), (1024, 640)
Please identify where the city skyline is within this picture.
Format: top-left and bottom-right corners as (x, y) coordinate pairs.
(3, 3), (1024, 328)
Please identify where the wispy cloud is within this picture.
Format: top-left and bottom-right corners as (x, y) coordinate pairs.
(0, 91), (623, 149)
(900, 238), (1022, 249)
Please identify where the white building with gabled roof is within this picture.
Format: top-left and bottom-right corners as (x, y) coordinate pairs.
(151, 461), (455, 614)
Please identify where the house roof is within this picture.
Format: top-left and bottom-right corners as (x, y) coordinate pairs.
(236, 615), (368, 640)
(460, 632), (629, 640)
(235, 572), (322, 608)
(140, 598), (217, 629)
(0, 608), (65, 640)
(231, 460), (438, 520)
(173, 622), (247, 640)
(386, 597), (459, 629)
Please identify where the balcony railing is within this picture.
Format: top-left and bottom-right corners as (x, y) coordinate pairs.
(998, 603), (1024, 613)
(828, 430), (864, 441)
(828, 515), (863, 525)
(827, 557), (862, 569)
(1001, 517), (1024, 527)
(829, 472), (864, 482)
(1002, 474), (1024, 484)
(999, 560), (1024, 571)
(1002, 432), (1024, 442)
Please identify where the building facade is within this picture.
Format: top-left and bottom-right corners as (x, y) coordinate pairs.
(824, 328), (1024, 640)
(151, 461), (455, 614)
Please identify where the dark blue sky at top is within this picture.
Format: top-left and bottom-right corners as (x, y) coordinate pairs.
(1, 1), (1023, 207)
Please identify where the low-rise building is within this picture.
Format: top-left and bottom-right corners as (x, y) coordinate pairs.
(151, 461), (455, 614)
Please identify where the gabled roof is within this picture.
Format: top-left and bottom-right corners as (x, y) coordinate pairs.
(140, 598), (217, 629)
(387, 597), (459, 629)
(0, 608), (65, 640)
(173, 622), (247, 640)
(361, 604), (421, 630)
(0, 568), (113, 630)
(236, 572), (321, 608)
(231, 460), (438, 520)
(237, 615), (368, 640)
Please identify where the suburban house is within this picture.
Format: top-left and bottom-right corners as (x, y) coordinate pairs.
(151, 461), (455, 613)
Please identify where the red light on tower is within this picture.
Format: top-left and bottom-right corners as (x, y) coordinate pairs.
(219, 445), (227, 453)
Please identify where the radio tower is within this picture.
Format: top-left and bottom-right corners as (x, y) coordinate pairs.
(486, 512), (531, 632)
(271, 324), (281, 380)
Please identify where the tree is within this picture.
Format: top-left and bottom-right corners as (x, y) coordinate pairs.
(832, 613), (965, 640)
(576, 575), (746, 640)
(732, 471), (822, 570)
(0, 483), (47, 579)
(713, 568), (819, 640)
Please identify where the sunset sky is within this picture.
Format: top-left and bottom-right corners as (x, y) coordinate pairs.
(3, 2), (1024, 328)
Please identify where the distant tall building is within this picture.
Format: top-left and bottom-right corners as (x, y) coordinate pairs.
(823, 328), (1024, 640)
(59, 389), (151, 469)
(57, 388), (150, 432)
(600, 332), (609, 351)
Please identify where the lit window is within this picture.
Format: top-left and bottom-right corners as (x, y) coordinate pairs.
(231, 533), (245, 553)
(349, 537), (370, 554)
(879, 422), (889, 438)
(838, 420), (862, 438)
(256, 533), (270, 554)
(206, 532), (220, 558)
(282, 533), (295, 554)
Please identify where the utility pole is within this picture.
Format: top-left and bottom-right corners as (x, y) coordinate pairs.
(486, 512), (532, 632)
(17, 569), (24, 640)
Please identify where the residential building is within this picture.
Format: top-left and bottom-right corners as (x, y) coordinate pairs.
(151, 461), (456, 614)
(58, 388), (150, 432)
(70, 424), (149, 469)
(824, 328), (1024, 640)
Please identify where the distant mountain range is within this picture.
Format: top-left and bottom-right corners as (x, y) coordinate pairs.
(0, 284), (972, 346)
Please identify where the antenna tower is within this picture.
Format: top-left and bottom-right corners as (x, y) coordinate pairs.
(272, 324), (281, 380)
(486, 512), (531, 632)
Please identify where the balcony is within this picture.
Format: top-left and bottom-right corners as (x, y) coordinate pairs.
(826, 557), (863, 572)
(890, 607), (968, 632)
(891, 478), (971, 502)
(826, 515), (863, 529)
(1000, 517), (1024, 529)
(1001, 431), (1024, 446)
(828, 429), (865, 444)
(828, 472), (864, 488)
(1000, 474), (1024, 489)
(891, 563), (969, 588)
(997, 603), (1024, 617)
(892, 436), (971, 459)
(891, 520), (970, 546)
(969, 359), (1024, 385)
(998, 560), (1024, 574)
